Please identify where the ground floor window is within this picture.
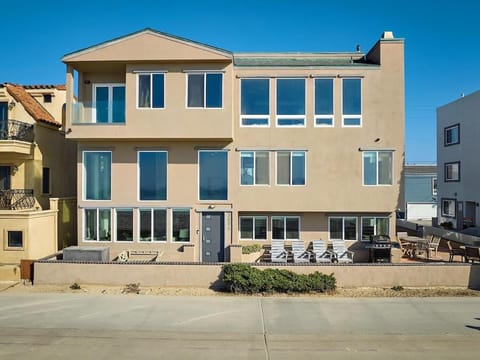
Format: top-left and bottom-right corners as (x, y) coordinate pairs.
(115, 209), (134, 242)
(329, 217), (357, 241)
(239, 216), (267, 240)
(442, 198), (456, 218)
(272, 216), (299, 240)
(5, 230), (23, 249)
(84, 208), (111, 241)
(361, 217), (389, 241)
(172, 209), (190, 242)
(139, 208), (167, 242)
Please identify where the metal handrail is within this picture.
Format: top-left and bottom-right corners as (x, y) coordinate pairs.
(0, 189), (35, 210)
(0, 119), (34, 143)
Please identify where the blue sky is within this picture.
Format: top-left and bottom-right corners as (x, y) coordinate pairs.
(2, 0), (480, 163)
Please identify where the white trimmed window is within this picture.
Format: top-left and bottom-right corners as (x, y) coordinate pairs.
(239, 216), (267, 240)
(93, 83), (125, 123)
(139, 209), (167, 242)
(84, 208), (111, 242)
(342, 78), (361, 126)
(363, 151), (393, 186)
(187, 72), (222, 108)
(276, 78), (305, 127)
(137, 73), (165, 108)
(276, 151), (306, 186)
(329, 216), (357, 241)
(83, 151), (112, 200)
(115, 209), (133, 242)
(272, 216), (300, 241)
(361, 217), (389, 241)
(240, 78), (269, 126)
(442, 198), (456, 217)
(172, 209), (190, 242)
(240, 151), (269, 185)
(314, 78), (334, 127)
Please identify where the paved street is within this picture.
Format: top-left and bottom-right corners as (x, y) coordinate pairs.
(0, 293), (479, 359)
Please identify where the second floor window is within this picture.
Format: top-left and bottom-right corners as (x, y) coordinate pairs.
(241, 78), (269, 126)
(94, 84), (125, 123)
(137, 73), (165, 108)
(83, 151), (111, 200)
(138, 151), (167, 200)
(240, 151), (269, 185)
(276, 151), (306, 185)
(342, 78), (361, 126)
(445, 161), (460, 182)
(363, 151), (392, 186)
(199, 150), (228, 200)
(315, 78), (334, 126)
(187, 73), (222, 108)
(276, 78), (305, 126)
(444, 124), (460, 146)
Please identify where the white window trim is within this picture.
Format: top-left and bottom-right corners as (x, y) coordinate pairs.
(314, 78), (334, 128)
(432, 177), (438, 196)
(138, 208), (167, 243)
(239, 151), (270, 187)
(92, 83), (125, 123)
(341, 78), (362, 127)
(441, 198), (456, 218)
(240, 78), (270, 127)
(275, 151), (307, 187)
(328, 216), (358, 241)
(275, 78), (306, 127)
(114, 208), (134, 243)
(360, 216), (389, 242)
(239, 215), (268, 241)
(82, 150), (112, 201)
(197, 150), (229, 201)
(362, 150), (394, 187)
(271, 215), (300, 241)
(185, 72), (224, 109)
(171, 208), (191, 243)
(136, 72), (166, 110)
(83, 208), (112, 243)
(137, 150), (168, 202)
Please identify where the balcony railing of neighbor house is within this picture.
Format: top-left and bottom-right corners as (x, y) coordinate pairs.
(0, 189), (36, 210)
(73, 102), (126, 124)
(0, 119), (34, 143)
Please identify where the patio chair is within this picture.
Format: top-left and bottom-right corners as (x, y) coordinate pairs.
(311, 239), (333, 263)
(270, 239), (288, 263)
(427, 235), (441, 258)
(331, 239), (354, 263)
(291, 240), (311, 263)
(447, 240), (465, 262)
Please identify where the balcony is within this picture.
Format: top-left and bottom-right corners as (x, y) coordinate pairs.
(73, 101), (125, 124)
(0, 189), (35, 210)
(0, 119), (34, 142)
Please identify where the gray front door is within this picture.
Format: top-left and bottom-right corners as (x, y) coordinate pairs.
(201, 212), (225, 262)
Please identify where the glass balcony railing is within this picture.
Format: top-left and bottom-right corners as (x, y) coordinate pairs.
(0, 119), (34, 143)
(73, 101), (126, 124)
(0, 189), (35, 210)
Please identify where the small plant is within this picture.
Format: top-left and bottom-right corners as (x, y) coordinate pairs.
(391, 285), (404, 291)
(440, 221), (453, 229)
(70, 282), (81, 290)
(122, 283), (140, 294)
(242, 244), (263, 254)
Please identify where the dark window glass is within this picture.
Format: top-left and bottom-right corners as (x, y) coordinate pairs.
(343, 78), (361, 115)
(139, 152), (167, 200)
(172, 209), (190, 242)
(199, 151), (228, 200)
(42, 167), (50, 194)
(7, 231), (23, 248)
(277, 79), (305, 115)
(206, 73), (222, 108)
(84, 152), (111, 200)
(241, 79), (269, 115)
(116, 209), (133, 242)
(315, 79), (333, 115)
(188, 74), (204, 107)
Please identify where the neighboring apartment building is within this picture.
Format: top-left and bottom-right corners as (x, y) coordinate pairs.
(398, 164), (437, 221)
(0, 84), (76, 274)
(437, 91), (480, 230)
(62, 28), (404, 262)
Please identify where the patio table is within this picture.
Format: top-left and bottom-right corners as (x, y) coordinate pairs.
(399, 236), (430, 259)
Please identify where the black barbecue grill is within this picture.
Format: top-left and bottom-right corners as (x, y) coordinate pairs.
(365, 235), (392, 263)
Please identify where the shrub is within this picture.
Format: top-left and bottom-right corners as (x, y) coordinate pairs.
(222, 264), (336, 294)
(391, 285), (404, 291)
(122, 283), (140, 294)
(242, 244), (263, 254)
(69, 282), (81, 290)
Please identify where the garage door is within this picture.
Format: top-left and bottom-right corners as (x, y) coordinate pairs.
(407, 203), (437, 220)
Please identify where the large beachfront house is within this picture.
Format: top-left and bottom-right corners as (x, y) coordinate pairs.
(62, 29), (404, 262)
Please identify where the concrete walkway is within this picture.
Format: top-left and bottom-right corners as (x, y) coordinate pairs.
(0, 293), (479, 359)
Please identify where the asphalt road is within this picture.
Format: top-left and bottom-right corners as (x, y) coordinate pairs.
(0, 293), (479, 359)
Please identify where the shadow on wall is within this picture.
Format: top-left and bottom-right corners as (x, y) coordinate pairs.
(468, 264), (480, 290)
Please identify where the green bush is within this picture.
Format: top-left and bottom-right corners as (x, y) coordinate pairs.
(241, 244), (263, 254)
(222, 264), (336, 294)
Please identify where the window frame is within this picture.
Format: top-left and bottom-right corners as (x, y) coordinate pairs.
(186, 72), (223, 109)
(275, 151), (306, 186)
(83, 208), (112, 242)
(239, 215), (268, 241)
(444, 161), (460, 182)
(362, 150), (393, 186)
(138, 208), (167, 242)
(271, 215), (300, 241)
(328, 216), (358, 241)
(4, 229), (24, 250)
(171, 208), (191, 243)
(432, 177), (438, 196)
(360, 216), (390, 242)
(240, 78), (270, 127)
(240, 151), (270, 186)
(114, 208), (134, 243)
(137, 150), (168, 201)
(441, 198), (456, 218)
(341, 78), (362, 127)
(198, 149), (229, 201)
(275, 78), (306, 127)
(136, 72), (166, 109)
(444, 123), (460, 146)
(92, 83), (126, 123)
(83, 150), (112, 201)
(314, 77), (334, 127)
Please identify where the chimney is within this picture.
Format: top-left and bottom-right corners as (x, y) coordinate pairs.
(381, 31), (394, 39)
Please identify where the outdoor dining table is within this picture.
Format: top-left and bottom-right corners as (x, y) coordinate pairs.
(399, 236), (430, 258)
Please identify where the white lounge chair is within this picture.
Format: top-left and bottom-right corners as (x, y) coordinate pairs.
(332, 239), (354, 263)
(270, 239), (288, 263)
(291, 240), (311, 263)
(311, 239), (333, 263)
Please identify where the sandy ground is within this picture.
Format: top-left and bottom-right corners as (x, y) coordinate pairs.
(1, 281), (479, 297)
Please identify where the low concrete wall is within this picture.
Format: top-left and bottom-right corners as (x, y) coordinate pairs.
(34, 261), (480, 289)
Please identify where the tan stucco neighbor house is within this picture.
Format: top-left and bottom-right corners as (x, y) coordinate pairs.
(63, 28), (404, 262)
(0, 84), (76, 279)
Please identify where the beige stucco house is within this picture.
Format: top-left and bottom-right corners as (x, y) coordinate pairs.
(62, 28), (404, 262)
(0, 84), (76, 279)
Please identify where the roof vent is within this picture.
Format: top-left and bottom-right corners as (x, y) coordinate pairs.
(381, 31), (394, 39)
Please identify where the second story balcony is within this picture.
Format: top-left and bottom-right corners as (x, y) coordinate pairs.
(0, 119), (34, 156)
(0, 189), (36, 210)
(73, 101), (125, 125)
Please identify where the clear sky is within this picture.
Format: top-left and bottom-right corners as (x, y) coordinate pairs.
(2, 0), (479, 163)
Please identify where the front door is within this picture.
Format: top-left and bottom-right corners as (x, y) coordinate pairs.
(201, 212), (225, 262)
(0, 166), (10, 190)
